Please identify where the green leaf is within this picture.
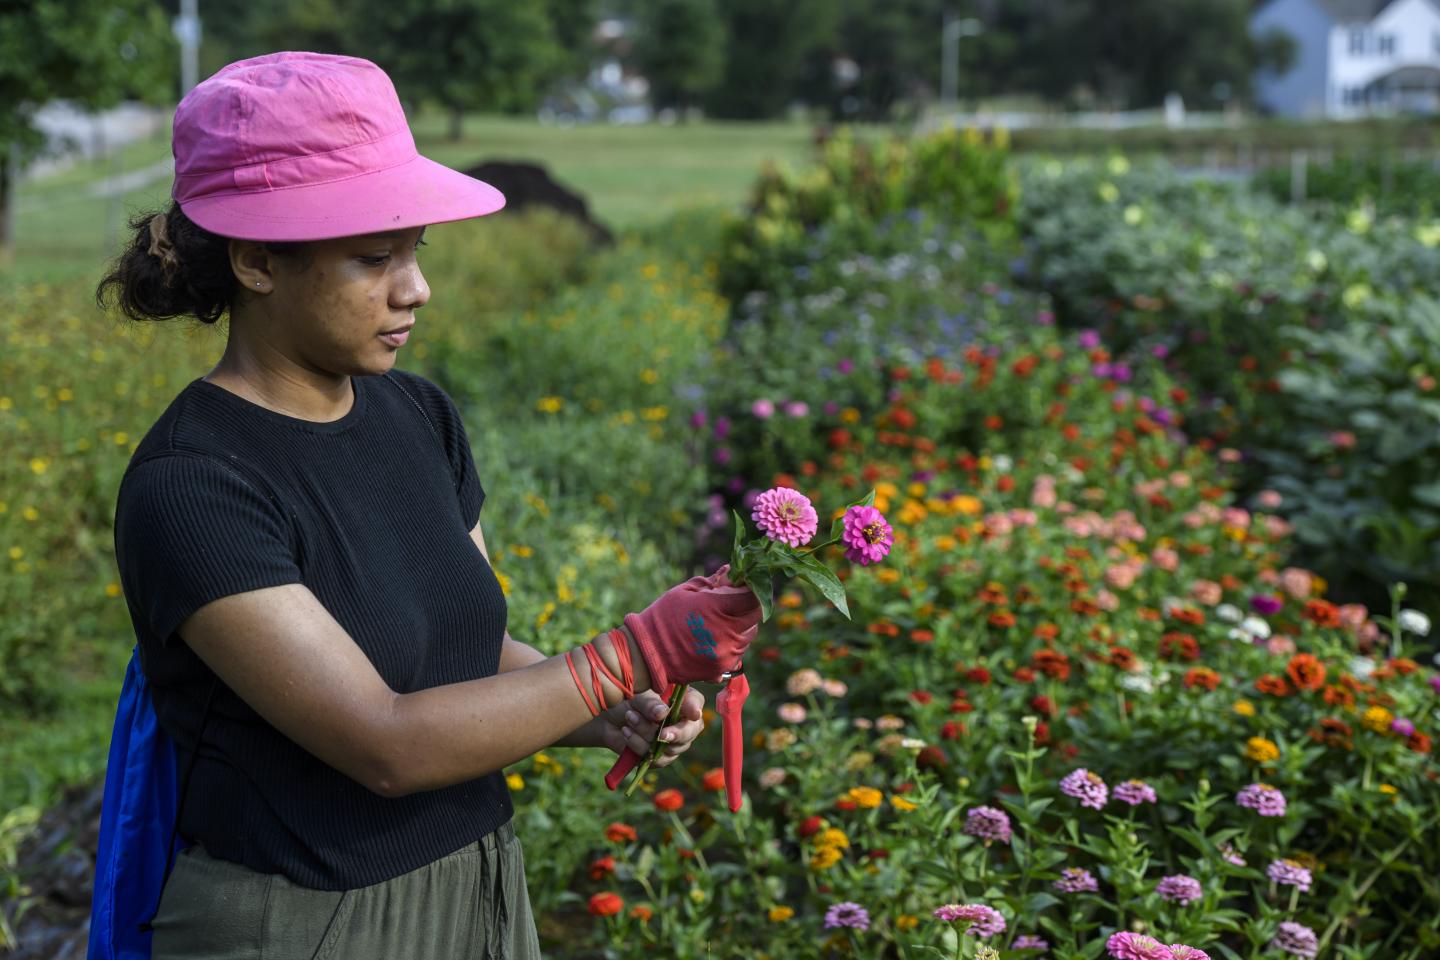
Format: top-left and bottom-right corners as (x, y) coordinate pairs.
(826, 488), (878, 544)
(790, 550), (851, 619)
(747, 569), (774, 623)
(731, 510), (747, 576)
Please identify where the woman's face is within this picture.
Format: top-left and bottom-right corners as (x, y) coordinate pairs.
(233, 225), (430, 377)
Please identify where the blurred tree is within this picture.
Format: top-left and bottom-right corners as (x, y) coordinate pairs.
(0, 0), (176, 256)
(631, 0), (726, 117)
(700, 0), (840, 120)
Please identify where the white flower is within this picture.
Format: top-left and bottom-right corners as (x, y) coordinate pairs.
(900, 737), (927, 753)
(1398, 609), (1431, 637)
(992, 454), (1014, 473)
(1228, 616), (1272, 644)
(1349, 657), (1376, 680)
(1215, 603), (1243, 624)
(1120, 673), (1155, 694)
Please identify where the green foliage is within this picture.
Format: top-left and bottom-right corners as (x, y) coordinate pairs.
(1253, 152), (1440, 220)
(699, 0), (841, 120)
(631, 0), (727, 114)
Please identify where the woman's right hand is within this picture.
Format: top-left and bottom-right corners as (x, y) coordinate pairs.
(621, 564), (762, 692)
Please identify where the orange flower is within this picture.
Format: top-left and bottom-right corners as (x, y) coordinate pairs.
(588, 892), (624, 917)
(1322, 684), (1355, 708)
(629, 904), (654, 922)
(701, 768), (726, 792)
(988, 610), (1016, 629)
(653, 789), (685, 813)
(604, 822), (638, 843)
(589, 855), (616, 880)
(1183, 667), (1220, 691)
(1255, 673), (1292, 697)
(1304, 599), (1341, 628)
(1286, 653), (1327, 692)
(1032, 649), (1071, 680)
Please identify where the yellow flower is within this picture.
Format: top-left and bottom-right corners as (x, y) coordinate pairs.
(1245, 737), (1280, 763)
(536, 396), (564, 414)
(1232, 699), (1256, 717)
(7, 547), (22, 560)
(875, 568), (901, 584)
(640, 405), (668, 421)
(890, 795), (918, 812)
(639, 368), (660, 385)
(934, 535), (958, 551)
(0, 397), (11, 410)
(533, 752), (563, 775)
(535, 601), (556, 628)
(1378, 783), (1398, 795)
(815, 827), (850, 850)
(505, 773), (524, 790)
(511, 544), (534, 557)
(523, 492), (550, 516)
(29, 458), (47, 475)
(847, 786), (883, 808)
(897, 500), (928, 525)
(114, 432), (129, 445)
(953, 495), (983, 516)
(641, 263), (659, 279)
(688, 888), (705, 904)
(810, 846), (843, 870)
(105, 582), (121, 597)
(1362, 706), (1393, 733)
(907, 482), (927, 498)
(896, 914), (920, 931)
(494, 570), (511, 596)
(768, 906), (794, 923)
(840, 407), (860, 424)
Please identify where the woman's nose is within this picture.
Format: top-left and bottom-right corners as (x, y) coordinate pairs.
(394, 261), (430, 310)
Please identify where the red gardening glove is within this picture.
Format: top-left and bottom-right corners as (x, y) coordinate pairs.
(623, 564), (761, 692)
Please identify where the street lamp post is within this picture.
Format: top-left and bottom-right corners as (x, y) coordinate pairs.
(174, 0), (201, 97)
(941, 15), (984, 110)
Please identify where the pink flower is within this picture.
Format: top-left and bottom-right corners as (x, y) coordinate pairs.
(1236, 783), (1287, 817)
(1106, 932), (1174, 960)
(776, 702), (807, 724)
(783, 400), (809, 417)
(1053, 867), (1099, 893)
(1279, 567), (1314, 600)
(751, 398), (775, 419)
(1059, 768), (1108, 809)
(842, 505), (893, 566)
(786, 668), (823, 696)
(931, 903), (1006, 937)
(821, 678), (848, 698)
(751, 487), (818, 547)
(1014, 934), (1050, 952)
(1105, 565), (1138, 589)
(962, 806), (1013, 843)
(1169, 947), (1211, 960)
(1156, 874), (1203, 904)
(1266, 858), (1312, 892)
(1257, 489), (1283, 509)
(1189, 579), (1222, 606)
(1151, 547), (1179, 571)
(1113, 779), (1157, 805)
(1270, 922), (1318, 959)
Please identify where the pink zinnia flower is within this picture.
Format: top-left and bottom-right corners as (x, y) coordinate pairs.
(842, 504), (893, 566)
(1106, 932), (1174, 960)
(1014, 934), (1050, 952)
(1114, 779), (1157, 805)
(1053, 867), (1099, 893)
(1059, 768), (1108, 809)
(962, 806), (1012, 843)
(1169, 947), (1211, 960)
(751, 398), (775, 419)
(751, 487), (818, 547)
(1219, 842), (1246, 867)
(1266, 858), (1312, 892)
(824, 901), (870, 931)
(1270, 921), (1318, 959)
(931, 903), (1005, 937)
(1236, 783), (1287, 816)
(776, 702), (807, 724)
(1156, 874), (1203, 904)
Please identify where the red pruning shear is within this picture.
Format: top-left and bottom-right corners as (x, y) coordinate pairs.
(604, 663), (750, 813)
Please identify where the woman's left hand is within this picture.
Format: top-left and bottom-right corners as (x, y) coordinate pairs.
(601, 687), (706, 768)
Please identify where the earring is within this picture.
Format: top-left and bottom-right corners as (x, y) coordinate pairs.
(255, 281), (262, 287)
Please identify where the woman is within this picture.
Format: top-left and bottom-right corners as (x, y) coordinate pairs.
(96, 51), (761, 959)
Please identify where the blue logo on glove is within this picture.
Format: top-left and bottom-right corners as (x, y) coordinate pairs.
(687, 612), (718, 661)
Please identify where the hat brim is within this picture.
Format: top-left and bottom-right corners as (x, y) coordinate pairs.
(178, 153), (506, 242)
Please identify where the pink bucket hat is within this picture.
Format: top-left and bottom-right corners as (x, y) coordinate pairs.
(171, 51), (505, 241)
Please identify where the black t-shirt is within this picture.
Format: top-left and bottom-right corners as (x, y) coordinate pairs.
(113, 369), (513, 890)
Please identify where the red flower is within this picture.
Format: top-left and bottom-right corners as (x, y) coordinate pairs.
(941, 720), (965, 740)
(1409, 731), (1433, 754)
(1183, 667), (1220, 691)
(588, 855), (615, 880)
(653, 789), (684, 813)
(910, 629), (935, 644)
(701, 768), (726, 792)
(1107, 646), (1138, 670)
(1032, 649), (1071, 680)
(909, 690), (934, 705)
(1031, 694), (1056, 716)
(835, 797), (858, 811)
(965, 666), (993, 685)
(1255, 673), (1292, 697)
(1013, 666), (1037, 683)
(629, 905), (654, 922)
(1033, 722), (1051, 745)
(1286, 653), (1327, 692)
(1159, 632), (1200, 662)
(917, 745), (948, 769)
(798, 815), (824, 838)
(604, 822), (637, 843)
(588, 892), (624, 917)
(1304, 599), (1341, 628)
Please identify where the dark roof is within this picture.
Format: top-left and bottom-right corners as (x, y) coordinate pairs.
(1310, 0), (1396, 23)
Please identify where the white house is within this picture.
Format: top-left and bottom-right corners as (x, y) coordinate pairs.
(1252, 0), (1440, 117)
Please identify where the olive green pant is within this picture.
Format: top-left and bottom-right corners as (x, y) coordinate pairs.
(150, 821), (542, 959)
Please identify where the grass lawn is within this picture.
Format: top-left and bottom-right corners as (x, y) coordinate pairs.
(2, 113), (848, 288)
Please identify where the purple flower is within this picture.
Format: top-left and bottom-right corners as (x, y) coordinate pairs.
(689, 410), (708, 429)
(1219, 842), (1247, 867)
(1092, 362), (1114, 378)
(1151, 344), (1170, 358)
(823, 901), (870, 931)
(1266, 858), (1312, 892)
(1112, 363), (1133, 382)
(1014, 934), (1050, 952)
(713, 416), (731, 439)
(841, 505), (893, 566)
(1106, 932), (1173, 960)
(931, 903), (1005, 937)
(1053, 867), (1099, 893)
(824, 401), (839, 416)
(1251, 594), (1283, 616)
(1079, 329), (1101, 348)
(1036, 310), (1056, 326)
(751, 398), (775, 419)
(1391, 717), (1416, 737)
(1059, 768), (1109, 809)
(1156, 874), (1203, 904)
(1169, 947), (1211, 960)
(1236, 782), (1287, 817)
(713, 447), (733, 466)
(751, 487), (819, 547)
(783, 400), (809, 418)
(1429, 675), (1440, 695)
(1113, 779), (1157, 805)
(963, 806), (1013, 843)
(1270, 921), (1319, 959)
(837, 358), (855, 375)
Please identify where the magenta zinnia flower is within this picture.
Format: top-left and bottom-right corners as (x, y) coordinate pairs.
(1236, 782), (1287, 816)
(751, 487), (819, 548)
(842, 504), (893, 566)
(1114, 779), (1157, 805)
(1266, 858), (1312, 892)
(1270, 921), (1318, 959)
(1106, 932), (1174, 960)
(963, 806), (1013, 843)
(1059, 768), (1109, 809)
(1053, 867), (1099, 893)
(1156, 874), (1203, 904)
(931, 903), (1005, 937)
(1169, 947), (1210, 960)
(823, 900), (870, 931)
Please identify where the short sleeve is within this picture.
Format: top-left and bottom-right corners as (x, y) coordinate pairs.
(115, 455), (304, 644)
(431, 387), (486, 529)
